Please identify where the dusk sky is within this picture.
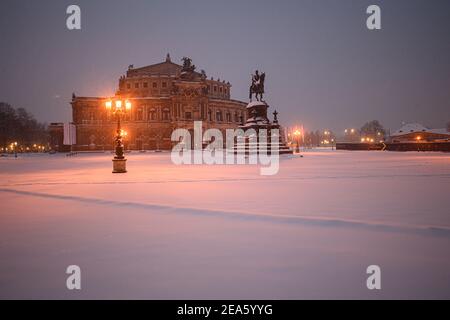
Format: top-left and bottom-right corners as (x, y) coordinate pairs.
(1, 0), (449, 132)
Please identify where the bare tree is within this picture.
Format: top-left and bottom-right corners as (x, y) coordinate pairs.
(0, 102), (48, 148)
(360, 120), (386, 138)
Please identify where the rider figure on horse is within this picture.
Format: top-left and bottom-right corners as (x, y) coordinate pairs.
(249, 70), (265, 102)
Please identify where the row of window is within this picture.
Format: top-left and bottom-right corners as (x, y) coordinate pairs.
(209, 85), (228, 95)
(85, 108), (243, 123)
(126, 81), (168, 90)
(124, 81), (229, 96)
(209, 110), (243, 123)
(137, 109), (170, 121)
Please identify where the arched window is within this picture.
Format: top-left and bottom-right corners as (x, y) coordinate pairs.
(149, 108), (157, 121)
(162, 108), (170, 121)
(216, 110), (223, 122)
(136, 107), (143, 121)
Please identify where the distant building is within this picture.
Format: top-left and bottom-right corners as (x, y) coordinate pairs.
(69, 54), (247, 151)
(48, 123), (66, 152)
(389, 123), (450, 143)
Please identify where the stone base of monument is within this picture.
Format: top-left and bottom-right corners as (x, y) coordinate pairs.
(233, 142), (293, 155)
(234, 101), (293, 155)
(112, 158), (127, 173)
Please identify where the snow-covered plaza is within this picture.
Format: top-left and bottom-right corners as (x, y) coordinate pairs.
(1, 150), (449, 299)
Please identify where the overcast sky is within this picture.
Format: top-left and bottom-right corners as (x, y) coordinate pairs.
(1, 0), (449, 132)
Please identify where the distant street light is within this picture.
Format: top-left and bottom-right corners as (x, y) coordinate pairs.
(12, 142), (18, 158)
(105, 98), (132, 173)
(323, 130), (335, 150)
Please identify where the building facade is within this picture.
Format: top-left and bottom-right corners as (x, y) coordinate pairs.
(70, 55), (247, 151)
(388, 123), (450, 143)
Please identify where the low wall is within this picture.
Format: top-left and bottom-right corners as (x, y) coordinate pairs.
(336, 142), (450, 152)
(385, 142), (450, 152)
(336, 143), (384, 151)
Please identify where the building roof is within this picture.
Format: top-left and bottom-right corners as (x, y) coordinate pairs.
(391, 123), (450, 137)
(126, 54), (201, 78)
(127, 61), (182, 77)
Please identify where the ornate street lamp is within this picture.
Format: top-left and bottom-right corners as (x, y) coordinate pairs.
(293, 130), (301, 153)
(105, 98), (132, 173)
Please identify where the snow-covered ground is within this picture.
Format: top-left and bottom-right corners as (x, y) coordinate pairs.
(1, 150), (449, 299)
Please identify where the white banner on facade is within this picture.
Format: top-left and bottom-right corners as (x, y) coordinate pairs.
(63, 123), (76, 145)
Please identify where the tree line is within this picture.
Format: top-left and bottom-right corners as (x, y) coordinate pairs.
(293, 120), (387, 146)
(0, 102), (48, 148)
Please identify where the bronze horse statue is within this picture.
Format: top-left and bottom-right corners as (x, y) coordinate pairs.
(249, 70), (265, 101)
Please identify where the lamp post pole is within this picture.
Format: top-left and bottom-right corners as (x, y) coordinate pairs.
(114, 112), (124, 159)
(106, 98), (131, 173)
(294, 130), (301, 153)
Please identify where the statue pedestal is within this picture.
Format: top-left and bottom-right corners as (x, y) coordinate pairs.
(112, 158), (127, 173)
(235, 101), (293, 155)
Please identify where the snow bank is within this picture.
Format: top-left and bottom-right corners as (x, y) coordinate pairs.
(1, 151), (449, 299)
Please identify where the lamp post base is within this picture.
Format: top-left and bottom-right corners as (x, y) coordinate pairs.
(112, 158), (127, 173)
